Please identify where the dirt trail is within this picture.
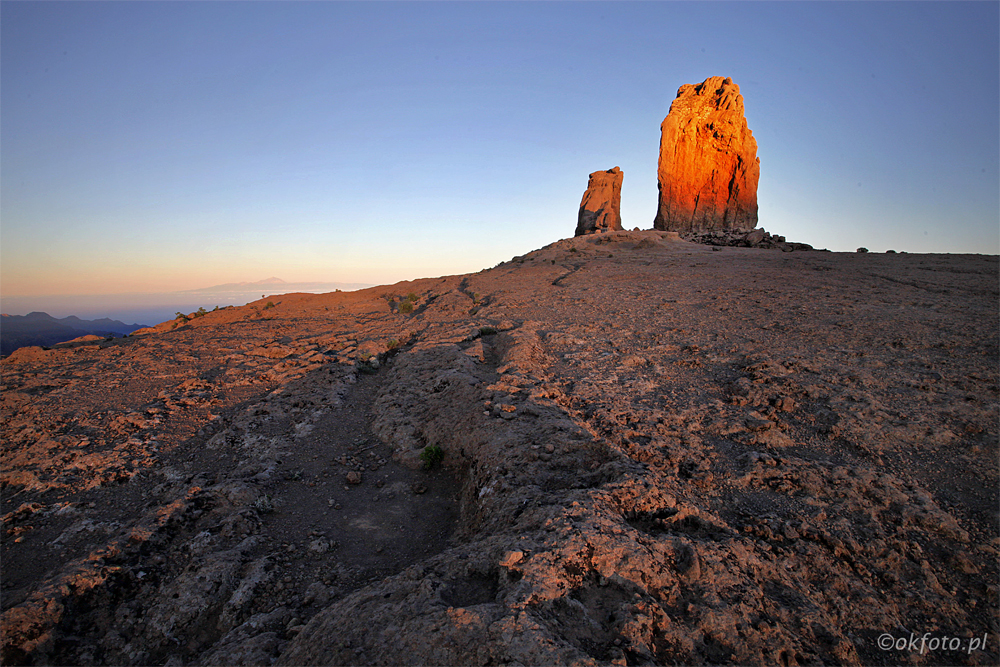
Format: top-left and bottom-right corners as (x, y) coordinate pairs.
(215, 361), (463, 623)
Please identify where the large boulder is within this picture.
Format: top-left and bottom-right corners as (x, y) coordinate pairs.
(653, 76), (759, 233)
(575, 167), (623, 236)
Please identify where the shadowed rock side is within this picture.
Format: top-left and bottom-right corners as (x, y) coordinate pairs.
(575, 167), (624, 236)
(654, 76), (760, 233)
(686, 227), (816, 252)
(2, 232), (998, 666)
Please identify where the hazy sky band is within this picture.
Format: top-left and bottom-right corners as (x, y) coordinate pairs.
(2, 1), (998, 299)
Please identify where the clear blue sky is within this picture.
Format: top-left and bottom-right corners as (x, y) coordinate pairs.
(3, 1), (998, 306)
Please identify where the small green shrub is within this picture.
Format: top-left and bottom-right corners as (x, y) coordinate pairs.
(398, 300), (414, 314)
(386, 338), (401, 351)
(420, 445), (444, 469)
(359, 352), (379, 374)
(194, 307), (208, 317)
(263, 301), (276, 310)
(174, 312), (189, 321)
(406, 292), (418, 302)
(252, 494), (274, 513)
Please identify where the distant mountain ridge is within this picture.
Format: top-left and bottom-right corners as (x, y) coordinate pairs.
(0, 312), (149, 357)
(181, 277), (369, 295)
(0, 279), (374, 345)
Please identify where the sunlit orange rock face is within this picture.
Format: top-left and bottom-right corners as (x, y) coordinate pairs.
(653, 76), (759, 233)
(575, 166), (623, 236)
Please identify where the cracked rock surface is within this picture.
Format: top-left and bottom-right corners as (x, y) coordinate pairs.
(2, 231), (997, 666)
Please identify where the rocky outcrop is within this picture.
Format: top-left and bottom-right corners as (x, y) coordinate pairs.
(683, 227), (816, 252)
(653, 76), (759, 233)
(575, 167), (623, 236)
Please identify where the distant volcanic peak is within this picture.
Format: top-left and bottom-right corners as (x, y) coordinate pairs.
(185, 277), (289, 293)
(236, 277), (287, 287)
(575, 166), (624, 236)
(654, 76), (759, 233)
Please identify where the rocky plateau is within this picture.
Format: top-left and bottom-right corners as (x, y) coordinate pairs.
(1, 232), (998, 666)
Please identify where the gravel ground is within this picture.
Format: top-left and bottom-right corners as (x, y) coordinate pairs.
(2, 231), (997, 666)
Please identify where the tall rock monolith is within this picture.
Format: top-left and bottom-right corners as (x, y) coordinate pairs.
(575, 167), (623, 236)
(653, 76), (759, 233)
